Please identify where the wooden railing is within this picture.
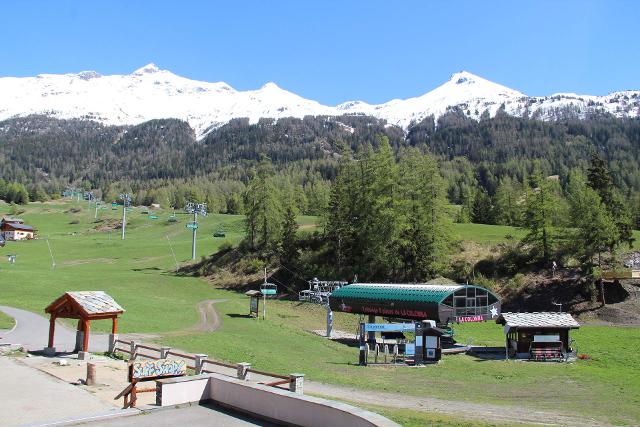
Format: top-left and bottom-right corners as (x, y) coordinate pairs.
(110, 339), (301, 393)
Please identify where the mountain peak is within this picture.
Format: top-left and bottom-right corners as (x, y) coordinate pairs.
(132, 63), (161, 75)
(260, 82), (281, 90)
(449, 71), (482, 85)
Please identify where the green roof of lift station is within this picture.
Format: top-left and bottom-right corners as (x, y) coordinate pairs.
(330, 283), (465, 304)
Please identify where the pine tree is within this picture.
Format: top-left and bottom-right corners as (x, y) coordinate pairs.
(471, 188), (494, 224)
(587, 152), (634, 248)
(567, 171), (617, 276)
(521, 166), (557, 264)
(242, 156), (283, 254)
(397, 149), (452, 280)
(279, 206), (299, 265)
(493, 176), (521, 226)
(326, 146), (354, 272)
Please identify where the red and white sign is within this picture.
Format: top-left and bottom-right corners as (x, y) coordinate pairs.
(456, 315), (484, 323)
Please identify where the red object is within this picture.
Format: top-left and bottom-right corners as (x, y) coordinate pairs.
(456, 315), (484, 323)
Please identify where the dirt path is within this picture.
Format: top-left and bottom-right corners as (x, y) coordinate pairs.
(162, 299), (225, 337)
(306, 382), (608, 427)
(193, 299), (224, 332)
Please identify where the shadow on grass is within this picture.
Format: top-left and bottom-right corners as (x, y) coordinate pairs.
(226, 314), (253, 319)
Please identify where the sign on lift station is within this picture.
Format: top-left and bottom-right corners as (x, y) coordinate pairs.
(186, 222), (198, 229)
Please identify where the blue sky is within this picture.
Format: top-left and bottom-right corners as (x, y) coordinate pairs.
(1, 0), (637, 104)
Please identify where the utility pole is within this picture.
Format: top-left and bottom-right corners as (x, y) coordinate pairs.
(263, 268), (267, 320)
(185, 202), (207, 260)
(120, 193), (131, 240)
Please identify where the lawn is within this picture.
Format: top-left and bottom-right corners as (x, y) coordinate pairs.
(0, 311), (14, 329)
(1, 200), (639, 425)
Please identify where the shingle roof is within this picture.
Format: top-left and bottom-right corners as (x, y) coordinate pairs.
(1, 216), (23, 223)
(66, 291), (125, 314)
(496, 312), (580, 328)
(4, 223), (34, 231)
(330, 283), (464, 304)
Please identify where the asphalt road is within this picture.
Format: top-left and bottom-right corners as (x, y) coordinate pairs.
(0, 356), (120, 427)
(0, 305), (109, 353)
(84, 403), (274, 427)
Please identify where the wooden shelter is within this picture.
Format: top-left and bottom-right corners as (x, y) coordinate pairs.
(496, 312), (580, 361)
(45, 291), (125, 353)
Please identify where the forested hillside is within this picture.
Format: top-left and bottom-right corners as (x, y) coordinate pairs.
(1, 112), (640, 227)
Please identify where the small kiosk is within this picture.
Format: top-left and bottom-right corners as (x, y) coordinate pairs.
(245, 290), (262, 317)
(496, 312), (580, 361)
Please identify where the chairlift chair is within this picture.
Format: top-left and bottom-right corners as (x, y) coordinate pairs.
(260, 282), (277, 297)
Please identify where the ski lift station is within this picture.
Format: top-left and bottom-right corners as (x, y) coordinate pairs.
(328, 283), (501, 325)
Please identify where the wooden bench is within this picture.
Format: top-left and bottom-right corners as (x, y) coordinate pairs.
(529, 341), (563, 361)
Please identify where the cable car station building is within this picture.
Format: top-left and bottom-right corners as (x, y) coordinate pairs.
(329, 283), (501, 325)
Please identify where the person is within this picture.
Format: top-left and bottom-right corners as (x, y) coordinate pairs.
(552, 261), (557, 278)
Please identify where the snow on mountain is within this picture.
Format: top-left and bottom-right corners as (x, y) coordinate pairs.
(0, 64), (638, 138)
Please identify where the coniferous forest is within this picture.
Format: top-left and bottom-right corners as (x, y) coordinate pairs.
(3, 110), (640, 286)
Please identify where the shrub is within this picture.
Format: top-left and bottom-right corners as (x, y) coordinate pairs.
(236, 257), (264, 274)
(218, 240), (234, 253)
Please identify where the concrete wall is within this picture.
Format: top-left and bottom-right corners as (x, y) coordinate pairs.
(157, 373), (399, 427)
(156, 374), (210, 406)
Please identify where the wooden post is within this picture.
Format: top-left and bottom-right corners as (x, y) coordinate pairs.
(83, 319), (90, 352)
(112, 317), (118, 334)
(86, 363), (96, 386)
(131, 380), (138, 408)
(48, 315), (56, 348)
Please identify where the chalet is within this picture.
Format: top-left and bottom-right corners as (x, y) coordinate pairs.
(496, 312), (580, 361)
(1, 218), (36, 241)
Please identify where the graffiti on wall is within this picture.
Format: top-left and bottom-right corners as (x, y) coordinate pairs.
(129, 358), (187, 381)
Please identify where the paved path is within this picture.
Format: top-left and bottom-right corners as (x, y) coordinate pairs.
(82, 403), (274, 427)
(0, 356), (121, 427)
(0, 305), (108, 353)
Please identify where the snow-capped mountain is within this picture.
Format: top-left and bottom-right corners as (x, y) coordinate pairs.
(0, 64), (638, 138)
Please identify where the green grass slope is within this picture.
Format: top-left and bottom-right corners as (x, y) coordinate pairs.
(0, 200), (638, 424)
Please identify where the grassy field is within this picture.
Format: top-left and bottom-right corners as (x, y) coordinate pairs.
(0, 311), (15, 329)
(1, 200), (639, 425)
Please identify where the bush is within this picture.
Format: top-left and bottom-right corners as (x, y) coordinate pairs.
(218, 240), (234, 253)
(236, 257), (264, 274)
(472, 273), (498, 291)
(506, 273), (525, 289)
(69, 219), (80, 225)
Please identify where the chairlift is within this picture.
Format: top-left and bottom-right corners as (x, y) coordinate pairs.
(213, 228), (226, 238)
(168, 215), (177, 223)
(260, 282), (277, 296)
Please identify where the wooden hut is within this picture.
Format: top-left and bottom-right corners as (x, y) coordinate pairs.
(496, 312), (580, 361)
